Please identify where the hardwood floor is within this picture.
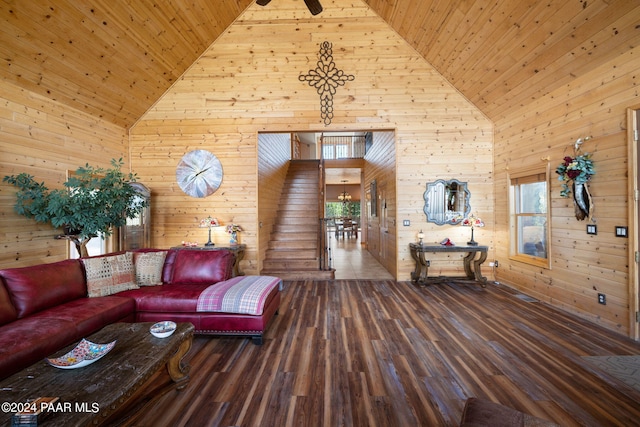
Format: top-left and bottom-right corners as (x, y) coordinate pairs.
(133, 278), (640, 427)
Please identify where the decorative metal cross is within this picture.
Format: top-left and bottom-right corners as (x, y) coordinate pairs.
(299, 41), (355, 126)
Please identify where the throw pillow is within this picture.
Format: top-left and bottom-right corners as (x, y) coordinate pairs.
(109, 252), (138, 293)
(83, 257), (114, 297)
(131, 251), (167, 286)
(83, 253), (139, 297)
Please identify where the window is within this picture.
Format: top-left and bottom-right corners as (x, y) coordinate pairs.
(69, 236), (107, 259)
(509, 165), (551, 268)
(325, 201), (360, 218)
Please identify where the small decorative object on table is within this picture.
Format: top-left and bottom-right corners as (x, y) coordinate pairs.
(461, 214), (484, 246)
(417, 230), (424, 246)
(150, 321), (177, 338)
(555, 136), (595, 221)
(199, 216), (220, 246)
(226, 223), (243, 244)
(440, 237), (454, 246)
(46, 339), (116, 369)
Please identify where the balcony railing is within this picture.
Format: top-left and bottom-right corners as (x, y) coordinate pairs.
(321, 135), (366, 160)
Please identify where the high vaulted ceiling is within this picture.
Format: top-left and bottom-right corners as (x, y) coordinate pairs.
(1, 0), (637, 128)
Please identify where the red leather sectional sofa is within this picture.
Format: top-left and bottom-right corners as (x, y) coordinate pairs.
(0, 248), (281, 380)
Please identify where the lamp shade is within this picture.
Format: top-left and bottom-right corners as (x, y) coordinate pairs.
(199, 216), (219, 228)
(462, 215), (484, 228)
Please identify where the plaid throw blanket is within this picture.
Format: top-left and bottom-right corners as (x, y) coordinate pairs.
(196, 275), (281, 315)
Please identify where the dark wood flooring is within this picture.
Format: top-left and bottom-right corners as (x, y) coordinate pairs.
(132, 279), (640, 427)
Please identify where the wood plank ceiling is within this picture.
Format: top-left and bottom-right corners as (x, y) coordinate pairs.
(0, 0), (637, 128)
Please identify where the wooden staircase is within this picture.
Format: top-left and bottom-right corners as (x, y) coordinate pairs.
(261, 160), (334, 280)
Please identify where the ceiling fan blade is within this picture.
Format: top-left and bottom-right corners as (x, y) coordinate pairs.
(256, 0), (271, 6)
(303, 0), (323, 15)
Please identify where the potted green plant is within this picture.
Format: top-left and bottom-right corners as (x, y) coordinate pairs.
(3, 158), (148, 257)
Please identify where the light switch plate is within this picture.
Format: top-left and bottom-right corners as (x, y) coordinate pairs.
(403, 220), (410, 226)
(586, 224), (597, 235)
(615, 226), (628, 237)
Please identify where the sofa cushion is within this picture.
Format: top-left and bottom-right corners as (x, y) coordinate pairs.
(0, 259), (86, 318)
(170, 249), (235, 285)
(131, 250), (167, 286)
(30, 295), (135, 337)
(83, 253), (138, 297)
(162, 249), (179, 284)
(117, 284), (208, 312)
(0, 317), (79, 380)
(0, 282), (17, 326)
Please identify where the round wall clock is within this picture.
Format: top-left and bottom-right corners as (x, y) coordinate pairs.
(176, 150), (223, 198)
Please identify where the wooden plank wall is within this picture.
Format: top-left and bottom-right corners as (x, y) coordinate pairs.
(364, 130), (397, 276)
(0, 82), (129, 269)
(130, 0), (493, 277)
(492, 44), (640, 335)
(128, 125), (258, 255)
(257, 133), (291, 272)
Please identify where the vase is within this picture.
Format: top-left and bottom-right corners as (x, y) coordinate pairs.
(573, 182), (593, 221)
(230, 231), (238, 244)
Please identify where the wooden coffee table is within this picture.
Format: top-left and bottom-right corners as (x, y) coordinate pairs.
(0, 322), (194, 426)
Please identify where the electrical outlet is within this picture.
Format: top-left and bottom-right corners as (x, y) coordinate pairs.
(598, 293), (606, 305)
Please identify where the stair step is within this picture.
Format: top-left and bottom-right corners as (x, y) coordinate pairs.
(262, 258), (320, 269)
(273, 224), (318, 232)
(268, 240), (317, 250)
(271, 232), (317, 241)
(275, 219), (319, 226)
(278, 196), (318, 204)
(260, 268), (335, 281)
(265, 248), (317, 259)
(280, 187), (317, 193)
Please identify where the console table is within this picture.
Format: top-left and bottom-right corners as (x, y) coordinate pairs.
(409, 243), (488, 287)
(172, 244), (246, 277)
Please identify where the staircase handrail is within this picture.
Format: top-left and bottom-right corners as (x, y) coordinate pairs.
(318, 217), (333, 271)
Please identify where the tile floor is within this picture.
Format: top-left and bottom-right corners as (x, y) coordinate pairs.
(327, 232), (394, 280)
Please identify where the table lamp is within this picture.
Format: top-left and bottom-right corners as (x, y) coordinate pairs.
(461, 214), (484, 246)
(199, 216), (220, 246)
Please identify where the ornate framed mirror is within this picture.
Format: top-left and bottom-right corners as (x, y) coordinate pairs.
(423, 179), (471, 225)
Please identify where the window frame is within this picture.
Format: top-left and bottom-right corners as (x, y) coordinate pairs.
(508, 163), (551, 269)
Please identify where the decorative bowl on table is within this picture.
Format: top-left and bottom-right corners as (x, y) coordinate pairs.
(150, 321), (177, 338)
(46, 339), (116, 369)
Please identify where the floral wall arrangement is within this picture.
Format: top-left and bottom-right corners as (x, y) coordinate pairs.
(556, 136), (595, 221)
